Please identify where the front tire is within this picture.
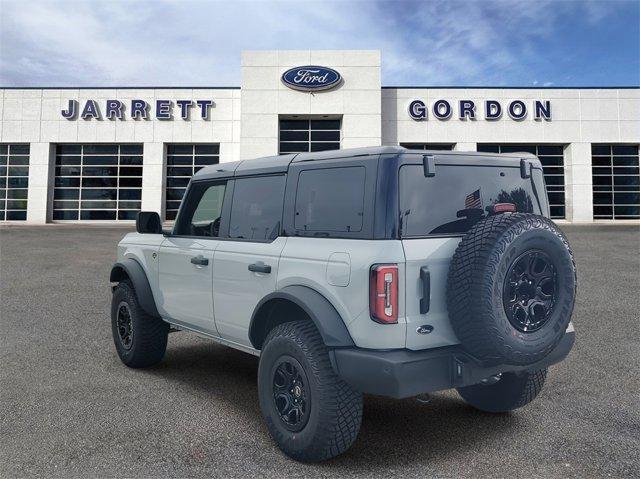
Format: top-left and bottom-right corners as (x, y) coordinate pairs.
(111, 280), (169, 368)
(457, 369), (547, 413)
(258, 320), (363, 462)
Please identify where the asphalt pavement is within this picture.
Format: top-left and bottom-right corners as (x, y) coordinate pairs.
(1, 224), (639, 478)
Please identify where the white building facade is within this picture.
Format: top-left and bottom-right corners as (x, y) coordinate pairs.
(1, 50), (638, 224)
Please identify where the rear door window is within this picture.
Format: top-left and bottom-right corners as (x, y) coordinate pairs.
(399, 164), (540, 236)
(294, 166), (366, 232)
(229, 175), (285, 241)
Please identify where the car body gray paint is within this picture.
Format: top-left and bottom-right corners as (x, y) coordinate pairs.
(111, 146), (574, 399)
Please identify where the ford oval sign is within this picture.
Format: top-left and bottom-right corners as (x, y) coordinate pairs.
(281, 66), (342, 92)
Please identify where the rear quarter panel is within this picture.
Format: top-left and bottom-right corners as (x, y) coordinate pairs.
(278, 237), (407, 349)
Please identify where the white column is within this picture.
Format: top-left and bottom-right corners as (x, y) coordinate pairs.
(564, 142), (593, 223)
(26, 143), (54, 224)
(141, 142), (165, 217)
(454, 142), (477, 152)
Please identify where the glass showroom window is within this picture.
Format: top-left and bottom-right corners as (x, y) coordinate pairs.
(400, 143), (455, 151)
(0, 144), (30, 221)
(478, 144), (566, 219)
(279, 119), (341, 154)
(53, 144), (143, 221)
(592, 145), (640, 220)
(165, 144), (220, 220)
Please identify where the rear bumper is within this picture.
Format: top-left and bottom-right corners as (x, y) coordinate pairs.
(330, 331), (575, 399)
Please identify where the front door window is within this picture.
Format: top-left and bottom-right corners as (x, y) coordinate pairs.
(174, 182), (226, 237)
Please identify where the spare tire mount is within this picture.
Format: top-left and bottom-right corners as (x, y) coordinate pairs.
(446, 213), (576, 366)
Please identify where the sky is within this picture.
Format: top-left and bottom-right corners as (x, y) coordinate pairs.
(0, 0), (638, 87)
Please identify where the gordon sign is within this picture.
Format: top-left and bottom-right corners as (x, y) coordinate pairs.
(281, 66), (342, 92)
(61, 99), (214, 120)
(408, 99), (552, 121)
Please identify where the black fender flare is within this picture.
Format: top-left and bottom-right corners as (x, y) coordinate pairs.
(110, 258), (160, 317)
(249, 285), (354, 349)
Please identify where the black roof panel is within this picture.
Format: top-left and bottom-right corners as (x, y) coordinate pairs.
(193, 146), (537, 180)
(291, 146), (405, 162)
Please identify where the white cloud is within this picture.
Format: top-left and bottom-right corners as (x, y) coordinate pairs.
(0, 0), (625, 86)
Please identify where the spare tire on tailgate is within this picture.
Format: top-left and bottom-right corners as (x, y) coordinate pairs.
(446, 213), (576, 366)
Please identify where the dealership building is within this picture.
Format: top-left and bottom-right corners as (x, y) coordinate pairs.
(0, 50), (638, 224)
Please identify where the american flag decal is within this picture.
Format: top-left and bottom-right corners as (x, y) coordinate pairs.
(465, 189), (482, 209)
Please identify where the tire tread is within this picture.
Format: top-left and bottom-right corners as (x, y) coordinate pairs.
(111, 280), (169, 368)
(457, 368), (548, 413)
(261, 320), (363, 462)
(446, 213), (576, 364)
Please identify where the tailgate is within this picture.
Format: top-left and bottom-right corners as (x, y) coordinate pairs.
(397, 155), (547, 351)
(402, 237), (462, 351)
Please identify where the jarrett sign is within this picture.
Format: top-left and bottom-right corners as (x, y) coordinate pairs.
(408, 99), (552, 121)
(61, 99), (215, 120)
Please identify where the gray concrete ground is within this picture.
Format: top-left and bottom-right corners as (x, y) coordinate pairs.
(1, 224), (639, 478)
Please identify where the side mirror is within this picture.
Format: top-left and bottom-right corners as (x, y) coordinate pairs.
(136, 211), (162, 234)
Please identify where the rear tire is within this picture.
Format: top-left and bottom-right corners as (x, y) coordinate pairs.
(111, 280), (169, 368)
(258, 320), (363, 462)
(457, 369), (547, 413)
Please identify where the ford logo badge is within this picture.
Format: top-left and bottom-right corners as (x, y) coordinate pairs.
(281, 65), (342, 92)
(416, 325), (434, 335)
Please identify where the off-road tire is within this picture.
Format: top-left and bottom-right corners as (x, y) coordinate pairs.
(111, 280), (169, 368)
(447, 213), (576, 365)
(457, 369), (547, 413)
(258, 320), (363, 462)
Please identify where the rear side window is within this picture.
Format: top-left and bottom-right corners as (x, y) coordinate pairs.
(295, 166), (365, 232)
(399, 164), (540, 236)
(229, 175), (285, 241)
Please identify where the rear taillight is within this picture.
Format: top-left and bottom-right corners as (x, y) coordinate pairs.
(369, 264), (398, 324)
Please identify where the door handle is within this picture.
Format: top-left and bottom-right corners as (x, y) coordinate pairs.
(190, 255), (209, 266)
(248, 262), (271, 274)
(420, 266), (430, 314)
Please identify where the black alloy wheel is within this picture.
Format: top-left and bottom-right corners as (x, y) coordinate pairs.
(272, 355), (310, 432)
(503, 250), (557, 333)
(116, 301), (134, 350)
(111, 280), (169, 368)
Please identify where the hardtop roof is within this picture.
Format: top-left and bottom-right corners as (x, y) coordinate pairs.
(193, 145), (537, 180)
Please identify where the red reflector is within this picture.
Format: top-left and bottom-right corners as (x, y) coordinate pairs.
(370, 264), (398, 324)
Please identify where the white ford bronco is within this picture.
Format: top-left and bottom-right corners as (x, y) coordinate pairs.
(110, 146), (576, 462)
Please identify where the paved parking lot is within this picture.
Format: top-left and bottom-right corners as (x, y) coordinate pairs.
(1, 224), (639, 478)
